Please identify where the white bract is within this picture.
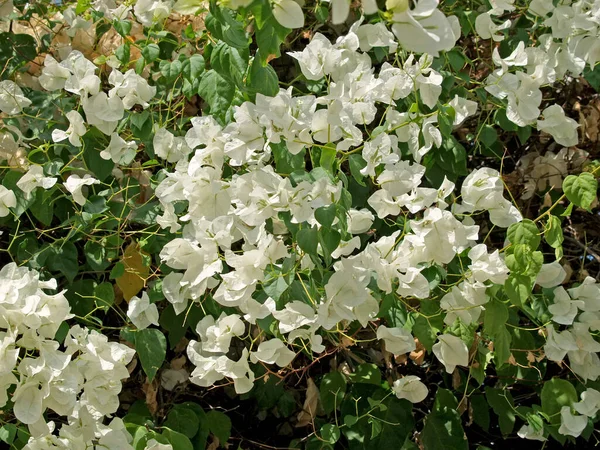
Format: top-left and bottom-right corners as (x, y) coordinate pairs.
(432, 334), (469, 373)
(64, 174), (100, 205)
(0, 80), (32, 114)
(127, 292), (160, 330)
(16, 165), (57, 199)
(392, 376), (428, 403)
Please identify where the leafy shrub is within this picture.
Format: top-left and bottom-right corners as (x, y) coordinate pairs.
(1, 0), (600, 449)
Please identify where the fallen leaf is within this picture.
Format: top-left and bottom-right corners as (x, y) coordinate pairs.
(142, 376), (159, 415)
(171, 355), (187, 370)
(409, 339), (426, 366)
(116, 242), (150, 301)
(296, 378), (319, 428)
(452, 368), (461, 390)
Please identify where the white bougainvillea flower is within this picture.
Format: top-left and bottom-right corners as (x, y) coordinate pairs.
(145, 439), (174, 450)
(543, 325), (577, 362)
(127, 292), (159, 330)
(134, 0), (172, 27)
(517, 423), (546, 442)
(390, 0), (459, 56)
(12, 381), (43, 424)
(568, 277), (600, 312)
(475, 12), (511, 42)
(432, 333), (469, 373)
(356, 22), (398, 53)
(52, 110), (87, 147)
(535, 262), (567, 288)
(153, 127), (192, 163)
(392, 376), (428, 403)
(467, 244), (509, 284)
(272, 301), (317, 334)
(489, 0), (515, 15)
(548, 287), (584, 325)
(0, 185), (16, 217)
(347, 208), (374, 234)
(100, 133), (138, 164)
(38, 54), (71, 91)
(109, 69), (157, 109)
(81, 92), (125, 135)
(376, 325), (416, 356)
(64, 174), (99, 206)
(330, 0), (350, 24)
(0, 80), (31, 115)
(537, 105), (579, 147)
(272, 0), (304, 29)
(449, 95), (478, 126)
(574, 388), (600, 417)
(558, 406), (587, 438)
(196, 313), (245, 353)
(16, 165), (57, 199)
(250, 338), (296, 367)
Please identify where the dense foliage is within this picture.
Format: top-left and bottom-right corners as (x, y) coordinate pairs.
(1, 0), (600, 448)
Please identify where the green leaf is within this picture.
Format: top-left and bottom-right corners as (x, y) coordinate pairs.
(297, 226), (318, 256)
(348, 154), (367, 186)
(182, 54), (205, 80)
(271, 142), (305, 174)
(206, 410), (231, 444)
(0, 33), (37, 75)
(320, 372), (347, 414)
(46, 241), (79, 283)
(115, 43), (130, 65)
(315, 205), (337, 228)
(160, 60), (183, 82)
(483, 300), (508, 336)
(424, 136), (468, 185)
(485, 387), (515, 435)
(198, 70), (235, 120)
(318, 227), (341, 266)
(114, 20), (132, 37)
(321, 424), (341, 444)
(492, 327), (512, 367)
(563, 172), (598, 211)
(141, 43), (160, 63)
(94, 282), (115, 311)
(162, 428), (193, 450)
(507, 219), (541, 249)
(470, 394), (490, 431)
(421, 409), (468, 450)
(368, 397), (414, 449)
(541, 378), (578, 425)
(135, 328), (167, 382)
(210, 41), (248, 88)
(544, 215), (564, 248)
(164, 406), (200, 438)
(504, 274), (532, 307)
(30, 188), (54, 226)
(85, 241), (110, 271)
(584, 63), (600, 92)
(348, 364), (381, 385)
(319, 145), (337, 173)
(249, 56), (279, 96)
(0, 424), (17, 445)
(255, 17), (290, 62)
(412, 315), (438, 351)
(479, 125), (497, 148)
(82, 129), (114, 181)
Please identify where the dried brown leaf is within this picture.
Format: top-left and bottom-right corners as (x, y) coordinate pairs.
(296, 378), (319, 428)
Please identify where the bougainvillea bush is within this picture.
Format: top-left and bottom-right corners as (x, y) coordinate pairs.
(1, 0), (600, 448)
